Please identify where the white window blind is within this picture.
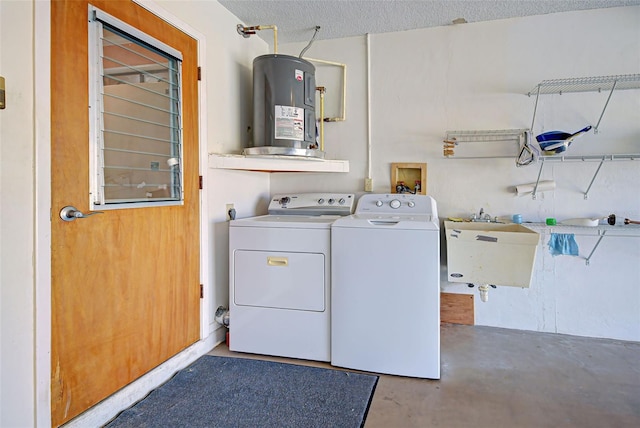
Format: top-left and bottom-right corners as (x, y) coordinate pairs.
(88, 6), (184, 207)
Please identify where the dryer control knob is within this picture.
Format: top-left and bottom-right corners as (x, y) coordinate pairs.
(375, 200), (383, 207)
(338, 198), (346, 205)
(390, 199), (401, 209)
(317, 198), (325, 204)
(408, 201), (415, 208)
(328, 198), (335, 205)
(279, 196), (291, 205)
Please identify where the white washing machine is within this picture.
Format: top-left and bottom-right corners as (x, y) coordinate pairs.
(331, 193), (440, 379)
(229, 193), (354, 362)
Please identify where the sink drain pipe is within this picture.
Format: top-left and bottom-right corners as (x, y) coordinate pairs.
(468, 283), (496, 302)
(478, 285), (490, 302)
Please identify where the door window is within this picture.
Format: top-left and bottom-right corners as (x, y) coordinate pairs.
(88, 7), (183, 208)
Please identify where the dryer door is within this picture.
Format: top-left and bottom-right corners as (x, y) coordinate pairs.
(234, 250), (325, 311)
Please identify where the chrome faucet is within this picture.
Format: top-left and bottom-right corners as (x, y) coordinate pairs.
(471, 208), (494, 222)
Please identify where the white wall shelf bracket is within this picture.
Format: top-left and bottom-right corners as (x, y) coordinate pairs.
(592, 79), (617, 134)
(584, 231), (606, 266)
(531, 157), (545, 200)
(583, 159), (605, 199)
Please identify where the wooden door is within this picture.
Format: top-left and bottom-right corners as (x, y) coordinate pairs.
(51, 1), (200, 425)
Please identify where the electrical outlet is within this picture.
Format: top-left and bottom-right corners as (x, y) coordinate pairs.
(364, 178), (373, 192)
(226, 203), (235, 221)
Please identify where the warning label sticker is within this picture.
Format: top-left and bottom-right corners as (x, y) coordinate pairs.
(295, 69), (304, 81)
(275, 105), (304, 140)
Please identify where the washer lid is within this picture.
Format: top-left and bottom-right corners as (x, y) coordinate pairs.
(331, 214), (439, 230)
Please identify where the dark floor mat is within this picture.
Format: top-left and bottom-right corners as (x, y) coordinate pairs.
(104, 355), (378, 428)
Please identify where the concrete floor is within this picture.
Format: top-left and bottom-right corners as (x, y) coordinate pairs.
(209, 324), (640, 428)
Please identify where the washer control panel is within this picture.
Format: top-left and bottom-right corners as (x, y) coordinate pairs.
(269, 193), (355, 215)
(355, 193), (437, 216)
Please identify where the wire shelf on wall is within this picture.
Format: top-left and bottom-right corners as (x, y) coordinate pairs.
(525, 223), (640, 266)
(531, 153), (640, 200)
(527, 73), (640, 133)
(443, 129), (528, 158)
(526, 74), (640, 96)
(538, 154), (639, 162)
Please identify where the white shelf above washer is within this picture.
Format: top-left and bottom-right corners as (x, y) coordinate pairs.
(208, 153), (349, 173)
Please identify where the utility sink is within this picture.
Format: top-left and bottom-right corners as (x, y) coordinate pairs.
(444, 221), (540, 288)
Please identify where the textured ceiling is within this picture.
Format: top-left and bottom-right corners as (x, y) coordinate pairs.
(219, 0), (640, 45)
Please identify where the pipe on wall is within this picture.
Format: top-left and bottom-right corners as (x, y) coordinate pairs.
(316, 86), (326, 151)
(237, 24), (278, 53)
(366, 33), (372, 190)
(304, 57), (347, 122)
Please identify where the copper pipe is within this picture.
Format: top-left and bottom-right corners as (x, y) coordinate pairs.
(316, 86), (326, 151)
(303, 57), (347, 122)
(237, 24), (278, 53)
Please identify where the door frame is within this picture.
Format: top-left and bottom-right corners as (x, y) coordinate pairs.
(34, 1), (212, 425)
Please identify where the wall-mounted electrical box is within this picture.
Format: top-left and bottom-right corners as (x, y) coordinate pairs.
(390, 162), (426, 194)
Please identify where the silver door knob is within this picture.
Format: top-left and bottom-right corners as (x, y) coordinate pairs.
(59, 206), (103, 222)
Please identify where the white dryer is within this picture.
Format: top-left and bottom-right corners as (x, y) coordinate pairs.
(229, 193), (354, 361)
(331, 193), (440, 379)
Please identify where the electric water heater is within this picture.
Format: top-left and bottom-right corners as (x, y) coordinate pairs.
(245, 54), (322, 158)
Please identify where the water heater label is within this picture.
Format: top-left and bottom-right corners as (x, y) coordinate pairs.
(295, 69), (304, 81)
(274, 105), (304, 140)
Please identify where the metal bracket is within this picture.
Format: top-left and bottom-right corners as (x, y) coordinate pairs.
(583, 159), (605, 199)
(584, 231), (606, 266)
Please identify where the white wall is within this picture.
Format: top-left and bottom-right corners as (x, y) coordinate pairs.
(0, 0), (36, 426)
(272, 6), (640, 341)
